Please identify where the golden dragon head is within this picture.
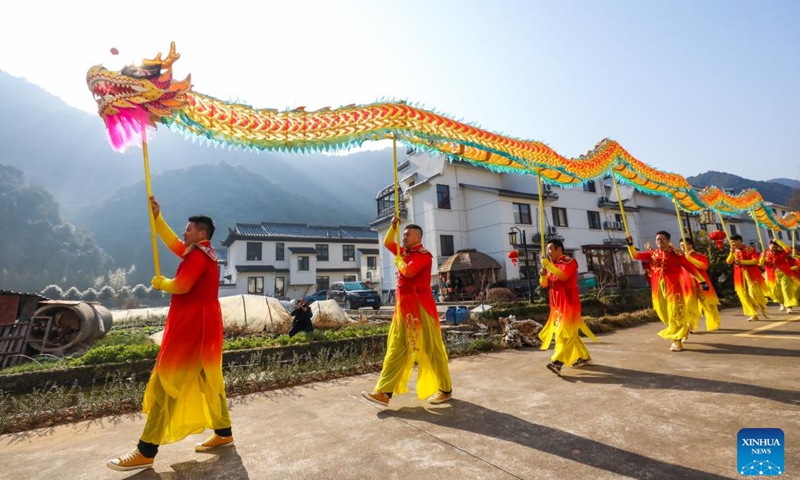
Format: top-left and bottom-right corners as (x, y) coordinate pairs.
(86, 42), (191, 150)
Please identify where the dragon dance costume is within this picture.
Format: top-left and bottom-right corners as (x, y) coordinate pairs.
(727, 245), (769, 320)
(680, 249), (721, 332)
(762, 241), (799, 311)
(373, 223), (452, 399)
(538, 255), (597, 366)
(629, 245), (704, 344)
(140, 214), (231, 445)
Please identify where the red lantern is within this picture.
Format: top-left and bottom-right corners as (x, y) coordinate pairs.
(708, 230), (727, 251)
(507, 250), (519, 266)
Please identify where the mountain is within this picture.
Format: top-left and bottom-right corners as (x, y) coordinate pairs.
(74, 162), (363, 286)
(0, 165), (111, 292)
(769, 177), (800, 190)
(0, 70), (394, 223)
(686, 171), (795, 206)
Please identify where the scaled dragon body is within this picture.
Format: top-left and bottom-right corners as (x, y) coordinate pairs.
(86, 43), (796, 230)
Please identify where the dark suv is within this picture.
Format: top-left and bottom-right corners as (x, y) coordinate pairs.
(328, 281), (382, 310)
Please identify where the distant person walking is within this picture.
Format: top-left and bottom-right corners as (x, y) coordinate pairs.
(761, 240), (799, 313)
(108, 197), (233, 471)
(627, 231), (709, 352)
(679, 238), (721, 334)
(538, 239), (597, 376)
(727, 234), (769, 321)
(362, 215), (452, 406)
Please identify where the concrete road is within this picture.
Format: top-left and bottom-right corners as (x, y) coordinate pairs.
(1, 307), (798, 479)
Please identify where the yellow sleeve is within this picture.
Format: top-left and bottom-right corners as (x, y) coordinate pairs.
(155, 213), (186, 257)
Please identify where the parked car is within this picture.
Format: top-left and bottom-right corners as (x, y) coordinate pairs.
(304, 289), (328, 304)
(328, 281), (382, 310)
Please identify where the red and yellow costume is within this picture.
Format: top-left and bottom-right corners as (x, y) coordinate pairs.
(538, 255), (597, 365)
(140, 214), (231, 445)
(373, 223), (452, 399)
(629, 245), (704, 341)
(680, 250), (721, 332)
(761, 241), (799, 309)
(726, 245), (769, 319)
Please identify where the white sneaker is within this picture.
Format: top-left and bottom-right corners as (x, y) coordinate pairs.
(779, 305), (786, 311)
(786, 308), (793, 314)
(670, 341), (683, 352)
(747, 316), (758, 322)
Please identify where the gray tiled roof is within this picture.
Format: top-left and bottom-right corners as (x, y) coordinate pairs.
(222, 222), (378, 246)
(288, 247), (318, 254)
(235, 265), (276, 273)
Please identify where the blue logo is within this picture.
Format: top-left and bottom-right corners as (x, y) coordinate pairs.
(738, 428), (784, 476)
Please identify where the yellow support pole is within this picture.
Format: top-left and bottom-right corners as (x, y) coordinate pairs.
(537, 173), (546, 255)
(393, 136), (400, 249)
(716, 210), (731, 246)
(753, 210), (765, 252)
(610, 168), (631, 237)
(142, 124), (160, 277)
(673, 199), (688, 248)
(793, 229), (796, 257)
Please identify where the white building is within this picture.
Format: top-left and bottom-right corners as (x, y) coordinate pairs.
(218, 223), (380, 299)
(370, 150), (646, 296)
(370, 150), (782, 296)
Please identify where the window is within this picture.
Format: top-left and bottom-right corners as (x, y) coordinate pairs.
(583, 181), (597, 193)
(343, 245), (355, 261)
(615, 213), (624, 224)
(276, 243), (285, 261)
(436, 184), (451, 209)
(298, 256), (310, 271)
(246, 242), (262, 261)
(730, 225), (737, 235)
(767, 230), (774, 240)
(715, 223), (722, 231)
(343, 275), (357, 282)
(316, 244), (329, 261)
(440, 235), (455, 257)
(513, 203), (532, 224)
(367, 256), (377, 270)
(247, 276), (264, 295)
(275, 277), (285, 297)
(778, 231), (784, 240)
(587, 211), (601, 230)
(316, 276), (330, 290)
(552, 207), (569, 227)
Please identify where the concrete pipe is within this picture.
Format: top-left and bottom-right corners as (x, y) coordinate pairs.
(27, 302), (113, 354)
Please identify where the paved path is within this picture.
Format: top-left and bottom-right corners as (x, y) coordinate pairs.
(1, 308), (798, 479)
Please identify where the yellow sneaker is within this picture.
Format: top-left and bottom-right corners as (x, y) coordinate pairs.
(107, 448), (154, 471)
(195, 434), (235, 452)
(428, 390), (452, 404)
(361, 391), (390, 407)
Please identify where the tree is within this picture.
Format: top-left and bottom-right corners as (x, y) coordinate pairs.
(82, 287), (99, 302)
(64, 286), (82, 300)
(41, 284), (64, 299)
(132, 284), (150, 300)
(98, 285), (115, 306)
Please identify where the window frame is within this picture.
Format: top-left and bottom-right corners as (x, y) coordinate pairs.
(436, 184), (451, 210)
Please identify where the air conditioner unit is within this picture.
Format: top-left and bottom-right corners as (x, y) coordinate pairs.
(613, 221), (623, 230)
(603, 220), (612, 229)
(547, 226), (558, 235)
(598, 196), (610, 205)
(542, 184), (553, 193)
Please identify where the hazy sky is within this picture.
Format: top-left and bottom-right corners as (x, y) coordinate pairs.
(1, 0), (798, 181)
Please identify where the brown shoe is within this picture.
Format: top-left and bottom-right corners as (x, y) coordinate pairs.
(107, 448), (154, 471)
(428, 391), (452, 404)
(195, 433), (235, 452)
(361, 391), (390, 406)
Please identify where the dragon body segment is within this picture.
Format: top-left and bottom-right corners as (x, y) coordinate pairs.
(86, 43), (797, 230)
